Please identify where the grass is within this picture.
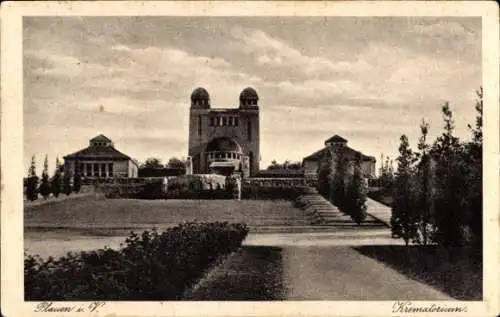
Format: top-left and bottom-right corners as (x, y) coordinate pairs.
(25, 197), (308, 229)
(367, 189), (393, 207)
(354, 245), (482, 300)
(184, 246), (285, 300)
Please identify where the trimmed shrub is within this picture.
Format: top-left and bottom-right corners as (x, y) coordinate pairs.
(73, 172), (82, 193)
(345, 165), (368, 224)
(25, 222), (249, 300)
(63, 173), (72, 195)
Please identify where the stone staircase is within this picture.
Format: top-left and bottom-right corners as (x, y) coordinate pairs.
(294, 187), (387, 230)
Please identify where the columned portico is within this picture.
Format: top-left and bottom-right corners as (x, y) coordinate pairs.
(63, 134), (139, 179)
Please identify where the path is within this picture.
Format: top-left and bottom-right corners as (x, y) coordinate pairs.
(188, 197), (453, 300)
(282, 246), (452, 300)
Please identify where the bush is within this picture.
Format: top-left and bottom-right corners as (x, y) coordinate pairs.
(73, 172), (82, 193)
(63, 173), (72, 196)
(345, 166), (368, 224)
(25, 222), (249, 300)
(26, 176), (39, 201)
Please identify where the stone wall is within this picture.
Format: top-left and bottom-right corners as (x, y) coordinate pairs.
(96, 175), (230, 199)
(241, 177), (308, 199)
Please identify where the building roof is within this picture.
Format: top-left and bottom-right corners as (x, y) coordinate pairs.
(303, 146), (375, 162)
(90, 134), (112, 143)
(325, 135), (347, 144)
(191, 87), (210, 101)
(239, 87), (259, 100)
(64, 145), (131, 161)
(303, 147), (330, 161)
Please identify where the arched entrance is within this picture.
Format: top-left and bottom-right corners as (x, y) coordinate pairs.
(205, 137), (243, 176)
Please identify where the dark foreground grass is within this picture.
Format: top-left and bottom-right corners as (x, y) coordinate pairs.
(354, 245), (482, 300)
(184, 246), (285, 300)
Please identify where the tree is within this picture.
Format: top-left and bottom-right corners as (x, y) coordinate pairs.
(267, 160), (301, 170)
(317, 158), (332, 198)
(167, 157), (186, 170)
(464, 87), (483, 248)
(73, 164), (82, 193)
(416, 119), (432, 245)
(331, 149), (348, 211)
(51, 157), (62, 198)
(26, 155), (39, 201)
(39, 155), (51, 199)
(142, 157), (163, 169)
(430, 102), (465, 246)
(346, 161), (368, 224)
(377, 153), (394, 190)
(63, 171), (72, 196)
(392, 134), (419, 245)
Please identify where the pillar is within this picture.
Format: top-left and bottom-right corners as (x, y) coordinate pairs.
(242, 156), (250, 179)
(186, 156), (193, 175)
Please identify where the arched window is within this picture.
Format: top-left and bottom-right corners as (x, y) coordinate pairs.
(198, 115), (202, 136)
(247, 120), (252, 141)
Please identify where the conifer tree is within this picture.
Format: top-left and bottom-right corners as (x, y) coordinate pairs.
(331, 148), (347, 211)
(26, 155), (39, 201)
(465, 87), (483, 247)
(346, 158), (368, 224)
(39, 155), (51, 199)
(392, 135), (419, 245)
(51, 157), (62, 198)
(317, 158), (332, 198)
(417, 119), (432, 245)
(431, 102), (464, 246)
(63, 170), (72, 196)
(73, 164), (82, 193)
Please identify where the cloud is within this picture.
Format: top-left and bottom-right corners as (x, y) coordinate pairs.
(409, 20), (479, 45)
(229, 27), (371, 78)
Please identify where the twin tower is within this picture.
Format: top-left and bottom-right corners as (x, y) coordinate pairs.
(187, 87), (260, 177)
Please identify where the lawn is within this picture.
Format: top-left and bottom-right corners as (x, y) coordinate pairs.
(24, 197), (311, 258)
(185, 246), (285, 300)
(354, 245), (482, 300)
(25, 197), (309, 230)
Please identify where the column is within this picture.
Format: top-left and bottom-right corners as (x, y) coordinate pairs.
(83, 163), (87, 176)
(105, 162), (109, 177)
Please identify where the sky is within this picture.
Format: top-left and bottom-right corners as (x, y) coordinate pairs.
(23, 16), (482, 174)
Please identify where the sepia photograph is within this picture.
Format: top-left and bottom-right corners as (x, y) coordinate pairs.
(1, 1), (499, 317)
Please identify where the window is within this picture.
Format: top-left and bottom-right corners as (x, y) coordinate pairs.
(86, 164), (92, 176)
(229, 117), (233, 126)
(210, 117), (215, 126)
(222, 117), (227, 126)
(93, 163), (99, 177)
(247, 120), (252, 141)
(234, 117), (239, 126)
(101, 163), (107, 177)
(198, 115), (202, 136)
(108, 163), (113, 177)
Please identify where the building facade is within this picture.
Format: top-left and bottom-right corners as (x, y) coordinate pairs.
(187, 87), (260, 177)
(63, 134), (139, 179)
(302, 135), (376, 182)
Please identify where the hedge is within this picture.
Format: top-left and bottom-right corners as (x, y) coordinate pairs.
(25, 222), (249, 300)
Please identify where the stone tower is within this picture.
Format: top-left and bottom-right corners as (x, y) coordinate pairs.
(187, 87), (260, 177)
